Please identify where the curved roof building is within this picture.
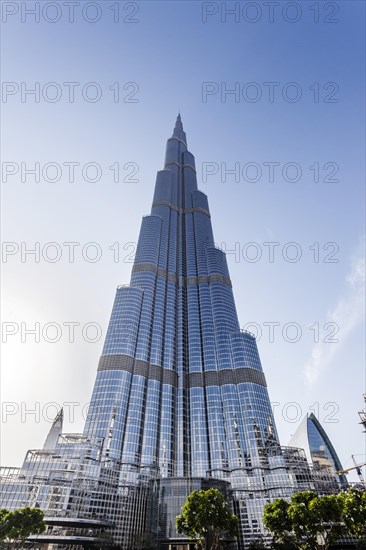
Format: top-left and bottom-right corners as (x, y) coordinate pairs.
(289, 413), (345, 482)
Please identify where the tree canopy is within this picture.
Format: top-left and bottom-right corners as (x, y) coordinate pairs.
(263, 488), (366, 550)
(176, 488), (238, 549)
(339, 487), (366, 539)
(0, 507), (45, 545)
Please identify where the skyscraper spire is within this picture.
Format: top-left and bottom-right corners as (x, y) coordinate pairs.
(172, 112), (186, 143)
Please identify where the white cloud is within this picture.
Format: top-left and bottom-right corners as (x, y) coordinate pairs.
(304, 239), (365, 385)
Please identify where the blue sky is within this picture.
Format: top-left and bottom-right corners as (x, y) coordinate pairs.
(1, 1), (365, 481)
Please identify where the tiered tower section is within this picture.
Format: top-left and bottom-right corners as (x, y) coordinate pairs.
(84, 115), (279, 482)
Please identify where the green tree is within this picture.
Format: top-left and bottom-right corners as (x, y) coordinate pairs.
(308, 494), (344, 549)
(248, 537), (267, 549)
(0, 509), (11, 544)
(264, 490), (346, 550)
(263, 498), (292, 546)
(339, 487), (366, 539)
(0, 507), (45, 547)
(176, 488), (238, 550)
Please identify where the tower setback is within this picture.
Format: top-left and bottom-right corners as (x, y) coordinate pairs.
(84, 114), (278, 480)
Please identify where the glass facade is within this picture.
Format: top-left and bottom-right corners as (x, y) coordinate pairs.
(0, 116), (344, 549)
(289, 413), (347, 486)
(84, 115), (280, 481)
